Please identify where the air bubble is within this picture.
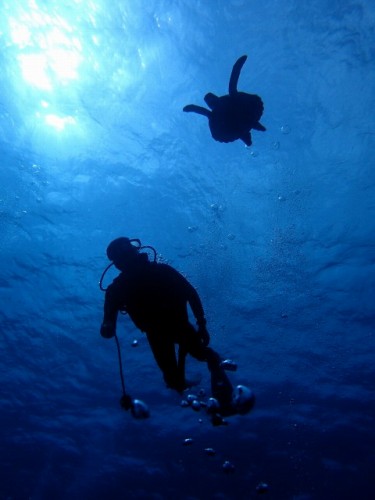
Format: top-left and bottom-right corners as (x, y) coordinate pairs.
(222, 460), (235, 473)
(281, 125), (291, 134)
(220, 359), (237, 371)
(207, 397), (220, 413)
(204, 447), (216, 456)
(256, 482), (269, 494)
(131, 399), (150, 419)
(191, 400), (201, 411)
(210, 203), (224, 215)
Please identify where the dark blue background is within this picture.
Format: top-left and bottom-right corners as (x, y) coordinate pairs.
(1, 1), (374, 498)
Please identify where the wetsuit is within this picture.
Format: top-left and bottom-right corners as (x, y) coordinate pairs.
(101, 259), (233, 401)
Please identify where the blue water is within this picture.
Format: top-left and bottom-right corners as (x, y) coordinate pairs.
(1, 1), (374, 499)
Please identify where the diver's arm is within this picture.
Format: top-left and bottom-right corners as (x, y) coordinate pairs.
(185, 281), (206, 327)
(186, 282), (210, 346)
(100, 286), (119, 338)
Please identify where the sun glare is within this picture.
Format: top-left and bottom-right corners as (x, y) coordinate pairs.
(9, 2), (82, 92)
(6, 0), (87, 132)
(44, 114), (76, 131)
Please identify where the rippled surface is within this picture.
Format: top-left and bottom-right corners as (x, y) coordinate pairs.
(1, 1), (374, 498)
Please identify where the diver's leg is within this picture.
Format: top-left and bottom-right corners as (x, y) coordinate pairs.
(205, 348), (234, 411)
(177, 343), (187, 387)
(183, 325), (234, 412)
(146, 332), (184, 392)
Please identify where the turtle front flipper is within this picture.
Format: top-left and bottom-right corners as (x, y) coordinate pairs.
(229, 55), (247, 95)
(183, 104), (211, 117)
(204, 92), (219, 110)
(241, 131), (252, 146)
(253, 122), (266, 131)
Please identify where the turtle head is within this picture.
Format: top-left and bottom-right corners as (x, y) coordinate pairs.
(204, 92), (219, 110)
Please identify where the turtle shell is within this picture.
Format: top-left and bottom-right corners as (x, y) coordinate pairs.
(208, 92), (264, 143)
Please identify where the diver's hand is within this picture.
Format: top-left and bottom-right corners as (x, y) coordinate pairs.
(198, 325), (210, 347)
(100, 322), (116, 338)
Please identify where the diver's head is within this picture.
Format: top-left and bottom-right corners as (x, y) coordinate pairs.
(106, 237), (144, 271)
(232, 385), (255, 415)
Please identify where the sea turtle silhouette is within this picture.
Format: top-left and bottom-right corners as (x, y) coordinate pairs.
(183, 55), (265, 146)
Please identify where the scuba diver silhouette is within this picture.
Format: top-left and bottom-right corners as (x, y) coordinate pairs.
(100, 237), (255, 420)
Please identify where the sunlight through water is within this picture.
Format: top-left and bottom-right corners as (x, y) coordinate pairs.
(2, 0), (147, 152)
(4, 0), (93, 133)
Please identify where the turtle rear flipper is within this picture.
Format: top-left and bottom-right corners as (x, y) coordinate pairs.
(253, 122), (266, 132)
(204, 92), (219, 109)
(183, 104), (211, 117)
(241, 131), (252, 146)
(229, 55), (247, 95)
